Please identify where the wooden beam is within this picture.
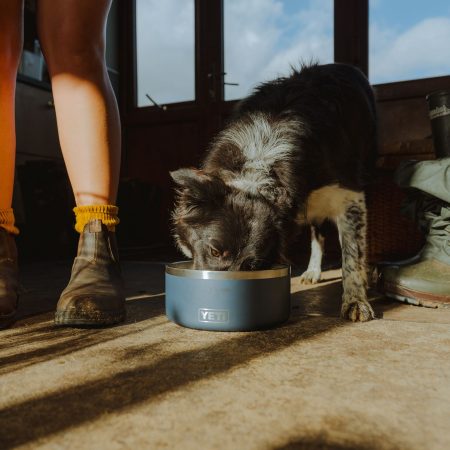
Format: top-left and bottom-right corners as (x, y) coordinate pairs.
(334, 0), (368, 75)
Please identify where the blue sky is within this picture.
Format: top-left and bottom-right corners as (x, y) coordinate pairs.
(224, 0), (334, 99)
(223, 0), (450, 97)
(369, 0), (450, 83)
(136, 0), (450, 105)
(370, 0), (450, 33)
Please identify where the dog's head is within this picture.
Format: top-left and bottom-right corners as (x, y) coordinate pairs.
(170, 168), (284, 271)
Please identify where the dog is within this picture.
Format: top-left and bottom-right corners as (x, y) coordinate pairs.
(170, 63), (377, 322)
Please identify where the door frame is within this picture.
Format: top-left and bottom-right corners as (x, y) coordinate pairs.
(120, 0), (450, 123)
(118, 0), (224, 147)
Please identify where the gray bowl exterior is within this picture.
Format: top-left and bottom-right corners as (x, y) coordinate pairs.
(165, 269), (291, 331)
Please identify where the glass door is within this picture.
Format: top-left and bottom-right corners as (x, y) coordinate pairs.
(119, 0), (224, 249)
(135, 0), (196, 108)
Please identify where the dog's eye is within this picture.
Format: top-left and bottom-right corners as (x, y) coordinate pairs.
(210, 247), (221, 258)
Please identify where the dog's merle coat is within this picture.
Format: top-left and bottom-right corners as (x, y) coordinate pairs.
(171, 63), (377, 322)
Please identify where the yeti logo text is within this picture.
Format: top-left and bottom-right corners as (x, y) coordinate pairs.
(198, 308), (229, 323)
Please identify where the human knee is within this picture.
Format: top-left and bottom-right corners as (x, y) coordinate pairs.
(40, 28), (106, 77)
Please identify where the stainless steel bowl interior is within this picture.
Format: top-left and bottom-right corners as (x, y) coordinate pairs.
(166, 261), (290, 280)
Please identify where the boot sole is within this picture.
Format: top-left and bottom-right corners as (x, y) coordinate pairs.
(384, 282), (450, 307)
(54, 309), (126, 327)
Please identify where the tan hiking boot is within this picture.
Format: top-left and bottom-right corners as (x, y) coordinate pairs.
(55, 219), (126, 326)
(381, 197), (450, 306)
(0, 228), (19, 329)
(382, 259), (450, 306)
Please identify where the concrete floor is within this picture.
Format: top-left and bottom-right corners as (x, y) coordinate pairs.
(1, 261), (450, 450)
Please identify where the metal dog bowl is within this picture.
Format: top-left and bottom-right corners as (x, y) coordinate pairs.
(165, 261), (291, 331)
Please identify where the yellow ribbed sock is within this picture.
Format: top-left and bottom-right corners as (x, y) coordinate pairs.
(0, 208), (19, 235)
(73, 205), (119, 233)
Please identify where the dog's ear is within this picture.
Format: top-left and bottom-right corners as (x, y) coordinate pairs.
(170, 168), (228, 207)
(170, 168), (204, 187)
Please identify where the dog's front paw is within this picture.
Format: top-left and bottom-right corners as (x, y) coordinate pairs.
(299, 269), (321, 285)
(341, 299), (375, 322)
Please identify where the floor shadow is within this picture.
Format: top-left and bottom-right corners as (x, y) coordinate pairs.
(272, 412), (404, 450)
(0, 262), (418, 448)
(2, 269), (407, 381)
(273, 434), (401, 450)
(0, 323), (57, 344)
(0, 314), (166, 375)
(125, 293), (165, 324)
(0, 316), (348, 448)
(0, 296), (166, 376)
(291, 281), (343, 317)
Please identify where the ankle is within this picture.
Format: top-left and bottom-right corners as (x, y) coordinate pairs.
(73, 205), (119, 233)
(0, 208), (19, 236)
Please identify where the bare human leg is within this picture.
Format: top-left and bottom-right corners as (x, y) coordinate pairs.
(0, 0), (22, 328)
(37, 0), (125, 327)
(0, 0), (23, 211)
(36, 0), (120, 206)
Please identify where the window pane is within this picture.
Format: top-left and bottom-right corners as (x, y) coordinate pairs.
(224, 0), (334, 101)
(369, 0), (450, 84)
(136, 0), (195, 107)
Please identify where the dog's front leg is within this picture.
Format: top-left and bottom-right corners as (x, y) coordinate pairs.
(300, 224), (325, 284)
(336, 196), (375, 322)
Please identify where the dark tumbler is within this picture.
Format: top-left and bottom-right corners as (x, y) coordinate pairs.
(426, 90), (450, 158)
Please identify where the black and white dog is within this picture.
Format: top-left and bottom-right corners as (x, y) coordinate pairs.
(170, 63), (377, 322)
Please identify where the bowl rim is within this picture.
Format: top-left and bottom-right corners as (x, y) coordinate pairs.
(166, 261), (290, 280)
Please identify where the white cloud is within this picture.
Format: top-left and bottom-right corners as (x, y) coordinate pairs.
(370, 17), (450, 83)
(136, 1), (450, 105)
(136, 0), (333, 104)
(136, 0), (195, 106)
(223, 0), (284, 98)
(224, 0), (333, 99)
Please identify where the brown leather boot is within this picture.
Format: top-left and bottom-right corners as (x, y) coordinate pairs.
(0, 228), (19, 329)
(55, 219), (126, 326)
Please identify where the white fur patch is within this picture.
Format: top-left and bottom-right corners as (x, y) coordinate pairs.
(299, 225), (325, 284)
(308, 227), (325, 271)
(303, 185), (364, 223)
(175, 235), (192, 258)
(218, 113), (304, 196)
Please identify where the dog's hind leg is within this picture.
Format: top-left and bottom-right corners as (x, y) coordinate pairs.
(336, 194), (375, 322)
(299, 224), (325, 284)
